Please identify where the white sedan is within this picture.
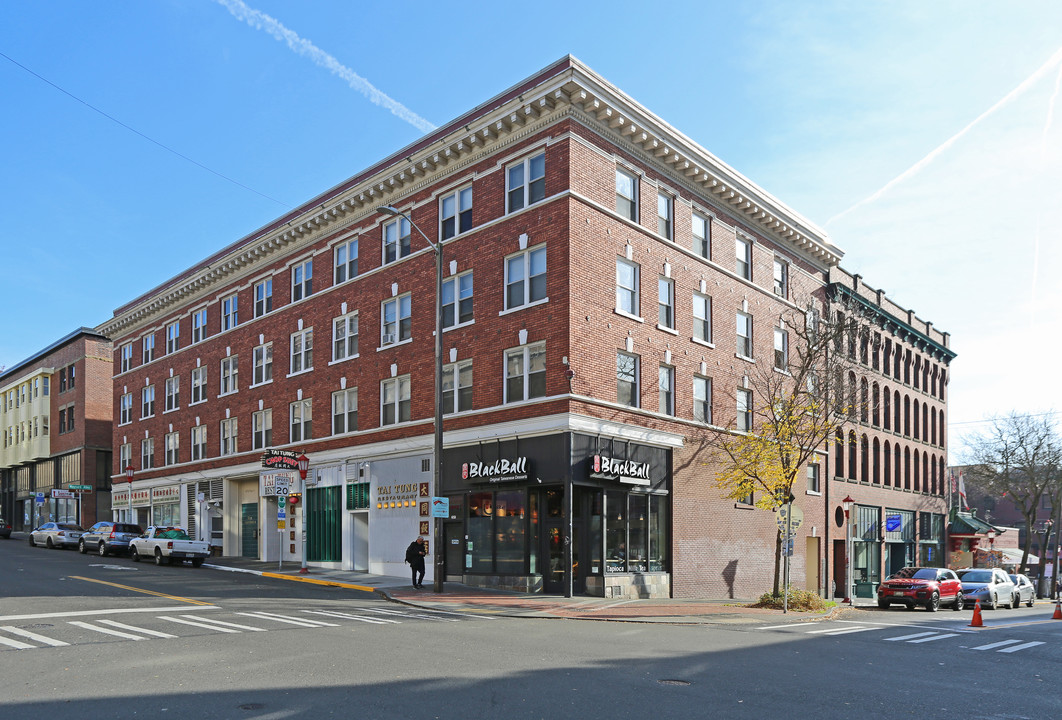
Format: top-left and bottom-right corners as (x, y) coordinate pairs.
(29, 522), (84, 549)
(1008, 573), (1036, 607)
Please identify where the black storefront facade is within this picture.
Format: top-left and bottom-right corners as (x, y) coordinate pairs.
(439, 433), (671, 599)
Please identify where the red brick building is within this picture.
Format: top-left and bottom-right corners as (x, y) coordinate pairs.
(0, 328), (113, 530)
(97, 56), (952, 599)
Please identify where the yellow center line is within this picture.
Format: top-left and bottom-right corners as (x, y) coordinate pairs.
(259, 572), (374, 592)
(69, 575), (214, 606)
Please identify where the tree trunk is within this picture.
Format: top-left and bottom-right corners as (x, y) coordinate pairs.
(772, 528), (782, 597)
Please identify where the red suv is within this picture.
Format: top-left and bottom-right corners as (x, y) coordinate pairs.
(877, 567), (965, 611)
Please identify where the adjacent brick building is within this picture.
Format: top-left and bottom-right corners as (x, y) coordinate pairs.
(96, 56), (953, 599)
(0, 328), (113, 530)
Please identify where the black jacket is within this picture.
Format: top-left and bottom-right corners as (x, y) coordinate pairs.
(405, 541), (425, 568)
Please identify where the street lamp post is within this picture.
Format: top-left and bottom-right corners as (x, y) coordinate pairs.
(297, 453), (309, 575)
(124, 465), (134, 524)
(377, 205), (445, 593)
(842, 496), (854, 605)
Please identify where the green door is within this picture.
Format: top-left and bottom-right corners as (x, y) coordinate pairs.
(241, 502), (259, 558)
(306, 486), (341, 562)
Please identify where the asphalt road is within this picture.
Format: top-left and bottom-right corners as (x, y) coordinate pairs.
(2, 538), (1060, 720)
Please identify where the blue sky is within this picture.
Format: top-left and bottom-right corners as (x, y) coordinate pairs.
(2, 1), (1061, 456)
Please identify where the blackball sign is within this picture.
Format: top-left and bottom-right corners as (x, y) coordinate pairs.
(592, 454), (651, 485)
(462, 457), (529, 483)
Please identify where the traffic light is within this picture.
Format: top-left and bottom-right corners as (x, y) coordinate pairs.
(288, 493), (301, 506)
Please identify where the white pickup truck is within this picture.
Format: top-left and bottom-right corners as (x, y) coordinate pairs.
(129, 526), (211, 567)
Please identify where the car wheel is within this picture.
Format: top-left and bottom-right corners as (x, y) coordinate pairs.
(28, 535), (35, 547)
(130, 547), (141, 562)
(98, 542), (108, 557)
(926, 592), (940, 612)
(154, 548), (167, 566)
(877, 599), (889, 609)
(905, 602), (916, 611)
(191, 558), (203, 568)
(1009, 593), (1018, 609)
(46, 537), (54, 549)
(1027, 596), (1035, 608)
(78, 539), (86, 554)
(987, 593), (997, 610)
(953, 594), (965, 611)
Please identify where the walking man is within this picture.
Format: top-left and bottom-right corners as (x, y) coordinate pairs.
(405, 536), (426, 589)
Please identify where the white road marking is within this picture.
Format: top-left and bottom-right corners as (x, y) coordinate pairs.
(757, 624), (803, 630)
(360, 607), (459, 622)
(304, 610), (398, 624)
(68, 621), (145, 640)
(0, 625), (69, 647)
(884, 631), (939, 642)
(177, 615), (266, 632)
(908, 633), (960, 644)
(815, 626), (879, 636)
(971, 639), (1024, 651)
(96, 619), (177, 638)
(0, 635), (36, 650)
(0, 606), (219, 622)
(997, 641), (1045, 653)
(237, 611), (338, 627)
(160, 616), (241, 633)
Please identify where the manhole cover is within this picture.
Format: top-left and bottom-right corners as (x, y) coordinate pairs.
(238, 704), (265, 711)
(658, 679), (691, 686)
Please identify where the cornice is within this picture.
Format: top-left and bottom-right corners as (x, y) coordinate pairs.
(100, 57), (843, 339)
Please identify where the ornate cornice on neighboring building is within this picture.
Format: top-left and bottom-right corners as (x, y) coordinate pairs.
(99, 56), (843, 339)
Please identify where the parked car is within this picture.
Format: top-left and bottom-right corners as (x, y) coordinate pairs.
(876, 567), (966, 611)
(78, 522), (144, 556)
(29, 522), (84, 549)
(958, 568), (1018, 609)
(1008, 573), (1036, 607)
(0, 517), (11, 539)
(129, 526), (210, 566)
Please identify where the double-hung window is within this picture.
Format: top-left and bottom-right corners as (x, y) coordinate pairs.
(505, 342), (546, 403)
(254, 279), (273, 317)
(617, 352), (639, 408)
(737, 388), (753, 432)
(333, 312), (359, 362)
(290, 328), (313, 374)
(736, 237), (752, 280)
(190, 367), (207, 404)
(220, 418), (238, 456)
(141, 385), (155, 418)
(506, 246), (547, 309)
(442, 272), (473, 328)
(658, 365), (675, 415)
(334, 238), (359, 284)
(657, 193), (673, 239)
(222, 294), (238, 331)
(773, 259), (789, 298)
(693, 212), (710, 259)
(253, 342), (273, 385)
(292, 260), (313, 301)
(290, 399), (312, 442)
(191, 425), (207, 461)
(332, 388), (358, 434)
(191, 309), (207, 344)
(507, 152), (545, 213)
(220, 356), (238, 395)
(252, 408), (272, 450)
(143, 335), (155, 364)
(381, 376), (411, 426)
(381, 295), (412, 346)
(694, 376), (712, 423)
(774, 327), (789, 371)
(807, 463), (821, 494)
(693, 293), (712, 343)
(616, 169), (637, 221)
(166, 321), (180, 354)
(120, 344), (133, 373)
(616, 259), (639, 316)
(440, 187), (473, 240)
(442, 360), (472, 414)
(658, 277), (675, 329)
(165, 432), (179, 466)
(383, 216), (411, 264)
(119, 442), (132, 471)
(737, 311), (753, 358)
(141, 437), (155, 469)
(119, 393), (133, 425)
(164, 376), (179, 412)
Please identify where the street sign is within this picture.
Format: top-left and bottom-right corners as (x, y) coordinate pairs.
(35, 492), (45, 504)
(885, 514), (901, 532)
(69, 484), (92, 491)
(775, 504), (804, 532)
(51, 489), (75, 499)
(782, 537), (794, 556)
(431, 497), (450, 518)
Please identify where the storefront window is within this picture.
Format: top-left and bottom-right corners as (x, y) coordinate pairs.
(467, 492), (494, 572)
(605, 490), (626, 573)
(589, 490), (603, 575)
(153, 503), (180, 527)
(648, 495), (667, 572)
(628, 494), (648, 572)
(529, 494), (539, 574)
(546, 488), (563, 518)
(495, 491), (525, 574)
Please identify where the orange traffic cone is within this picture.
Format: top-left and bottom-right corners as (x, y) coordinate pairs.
(1053, 600), (1061, 620)
(969, 599), (984, 627)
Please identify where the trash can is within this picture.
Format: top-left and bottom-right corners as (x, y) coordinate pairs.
(855, 581), (878, 599)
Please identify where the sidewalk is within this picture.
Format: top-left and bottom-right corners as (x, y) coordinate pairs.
(203, 557), (850, 625)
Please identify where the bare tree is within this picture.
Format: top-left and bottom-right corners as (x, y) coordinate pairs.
(964, 413), (1062, 581)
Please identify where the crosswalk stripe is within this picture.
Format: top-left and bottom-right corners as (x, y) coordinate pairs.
(68, 621), (145, 640)
(304, 610), (398, 624)
(0, 635), (37, 650)
(884, 631), (938, 642)
(0, 625), (69, 647)
(237, 611), (338, 628)
(757, 624), (801, 630)
(804, 626), (867, 635)
(818, 626), (878, 636)
(360, 608), (459, 622)
(972, 639), (1023, 651)
(97, 619), (177, 638)
(908, 633), (959, 644)
(160, 616), (241, 633)
(178, 615), (267, 632)
(997, 641), (1045, 653)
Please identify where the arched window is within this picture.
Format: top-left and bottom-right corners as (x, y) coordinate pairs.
(922, 404), (929, 442)
(894, 390), (901, 431)
(872, 383), (880, 426)
(883, 386), (891, 430)
(848, 431), (858, 480)
(930, 454), (937, 495)
(904, 446), (911, 490)
(861, 434), (869, 482)
(913, 449), (920, 492)
(904, 395), (911, 437)
(922, 362), (929, 392)
(873, 438), (881, 484)
(894, 346), (902, 380)
(923, 453), (930, 493)
(894, 444), (902, 487)
(913, 355), (921, 390)
(931, 409), (937, 446)
(883, 441), (892, 486)
(938, 457), (946, 494)
(931, 365), (938, 397)
(903, 350), (910, 384)
(860, 378), (869, 423)
(913, 399), (920, 439)
(848, 372), (857, 419)
(939, 409), (946, 447)
(835, 429), (844, 478)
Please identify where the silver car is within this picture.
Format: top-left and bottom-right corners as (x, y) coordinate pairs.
(958, 567), (1019, 609)
(1008, 573), (1036, 607)
(29, 522), (84, 549)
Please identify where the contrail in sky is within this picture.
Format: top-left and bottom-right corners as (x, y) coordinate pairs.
(827, 46), (1062, 227)
(213, 0), (436, 133)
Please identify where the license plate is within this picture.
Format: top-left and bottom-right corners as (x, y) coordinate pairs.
(892, 591), (905, 596)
